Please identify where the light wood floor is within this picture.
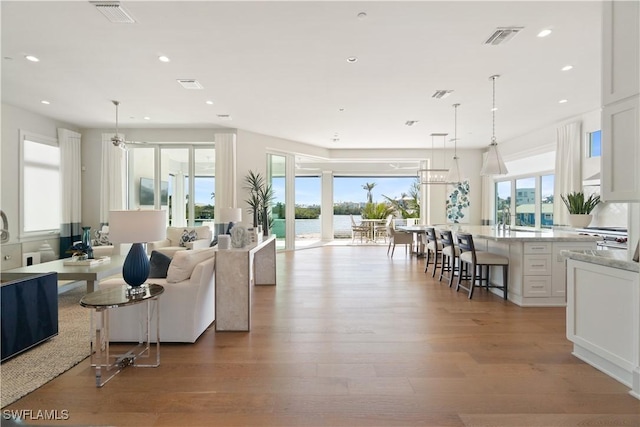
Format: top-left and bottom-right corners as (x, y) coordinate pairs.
(5, 245), (640, 426)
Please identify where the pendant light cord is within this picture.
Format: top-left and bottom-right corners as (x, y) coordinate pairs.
(453, 103), (459, 158)
(490, 75), (499, 145)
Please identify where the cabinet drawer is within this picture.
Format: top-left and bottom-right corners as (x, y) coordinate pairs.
(524, 276), (552, 297)
(523, 255), (552, 275)
(524, 242), (551, 254)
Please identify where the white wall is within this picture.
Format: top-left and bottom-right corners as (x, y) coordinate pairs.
(1, 104), (81, 256)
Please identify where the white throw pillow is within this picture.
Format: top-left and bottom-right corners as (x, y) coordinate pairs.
(166, 247), (215, 283)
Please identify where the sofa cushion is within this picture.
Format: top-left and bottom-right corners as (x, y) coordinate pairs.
(148, 250), (172, 278)
(180, 229), (198, 247)
(167, 247), (215, 283)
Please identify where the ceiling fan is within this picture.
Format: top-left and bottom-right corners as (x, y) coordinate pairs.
(110, 100), (147, 149)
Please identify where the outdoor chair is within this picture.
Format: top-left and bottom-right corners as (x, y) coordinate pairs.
(350, 215), (368, 243)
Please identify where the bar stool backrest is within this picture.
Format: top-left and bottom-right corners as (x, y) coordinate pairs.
(456, 233), (477, 263)
(439, 229), (454, 248)
(425, 227), (437, 244)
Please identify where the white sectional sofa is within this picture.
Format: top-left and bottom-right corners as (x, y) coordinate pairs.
(99, 248), (216, 343)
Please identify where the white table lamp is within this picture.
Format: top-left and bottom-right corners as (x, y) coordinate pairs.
(109, 210), (166, 293)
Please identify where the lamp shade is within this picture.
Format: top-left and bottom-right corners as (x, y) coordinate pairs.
(480, 144), (509, 176)
(445, 157), (463, 183)
(108, 210), (166, 243)
(219, 207), (242, 224)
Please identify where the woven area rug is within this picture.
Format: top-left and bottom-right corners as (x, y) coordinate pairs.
(1, 285), (90, 408)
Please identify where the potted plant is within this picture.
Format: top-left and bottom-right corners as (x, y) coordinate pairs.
(560, 191), (601, 228)
(243, 170), (275, 236)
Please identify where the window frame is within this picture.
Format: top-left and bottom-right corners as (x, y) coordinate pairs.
(494, 170), (555, 229)
(19, 130), (60, 239)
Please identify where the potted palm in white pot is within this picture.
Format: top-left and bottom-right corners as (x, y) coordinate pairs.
(560, 191), (601, 228)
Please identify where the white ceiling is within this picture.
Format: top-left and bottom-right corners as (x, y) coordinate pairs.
(1, 1), (602, 151)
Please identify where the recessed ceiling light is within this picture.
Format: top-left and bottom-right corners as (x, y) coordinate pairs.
(143, 116), (151, 120)
(491, 107), (498, 112)
(562, 65), (573, 71)
(40, 100), (50, 105)
(559, 99), (568, 104)
(347, 56), (358, 63)
(25, 55), (39, 62)
(158, 55), (170, 62)
(338, 108), (345, 112)
(205, 100), (214, 105)
(537, 29), (552, 38)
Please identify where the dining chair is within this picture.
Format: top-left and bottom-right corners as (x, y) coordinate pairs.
(423, 227), (443, 277)
(386, 223), (413, 257)
(438, 229), (459, 287)
(455, 233), (509, 299)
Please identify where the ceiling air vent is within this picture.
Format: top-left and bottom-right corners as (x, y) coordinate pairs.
(431, 90), (453, 99)
(405, 120), (419, 126)
(91, 1), (136, 24)
(484, 27), (524, 45)
(216, 114), (232, 121)
(177, 79), (204, 90)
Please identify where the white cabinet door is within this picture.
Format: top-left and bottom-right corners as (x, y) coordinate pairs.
(602, 95), (640, 201)
(602, 0), (639, 105)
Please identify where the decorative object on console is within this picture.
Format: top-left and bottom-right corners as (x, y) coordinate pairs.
(230, 226), (249, 248)
(560, 191), (601, 228)
(66, 241), (92, 261)
(219, 207), (242, 234)
(480, 75), (508, 176)
(38, 242), (56, 262)
(109, 210), (166, 293)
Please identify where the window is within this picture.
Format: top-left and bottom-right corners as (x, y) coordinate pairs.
(588, 130), (601, 158)
(20, 132), (60, 236)
(495, 173), (554, 229)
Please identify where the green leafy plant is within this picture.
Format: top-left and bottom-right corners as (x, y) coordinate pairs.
(361, 202), (394, 220)
(560, 191), (601, 214)
(243, 170), (275, 232)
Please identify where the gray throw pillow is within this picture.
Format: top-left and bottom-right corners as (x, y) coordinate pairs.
(148, 250), (172, 278)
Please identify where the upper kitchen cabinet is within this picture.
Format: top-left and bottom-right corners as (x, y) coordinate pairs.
(601, 1), (640, 202)
(602, 1), (639, 104)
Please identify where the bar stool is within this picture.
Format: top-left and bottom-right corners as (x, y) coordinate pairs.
(423, 227), (442, 277)
(455, 233), (509, 299)
(438, 229), (459, 287)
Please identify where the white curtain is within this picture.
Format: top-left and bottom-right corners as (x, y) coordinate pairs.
(214, 133), (237, 235)
(100, 133), (126, 225)
(553, 121), (582, 226)
(58, 128), (82, 256)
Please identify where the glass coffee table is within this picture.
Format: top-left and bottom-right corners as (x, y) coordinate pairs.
(80, 284), (164, 387)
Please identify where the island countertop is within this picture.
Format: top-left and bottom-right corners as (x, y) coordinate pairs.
(561, 249), (639, 273)
(431, 225), (600, 243)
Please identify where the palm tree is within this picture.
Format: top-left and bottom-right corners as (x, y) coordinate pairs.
(362, 182), (377, 203)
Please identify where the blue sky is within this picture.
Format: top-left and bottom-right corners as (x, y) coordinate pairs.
(191, 176), (418, 206)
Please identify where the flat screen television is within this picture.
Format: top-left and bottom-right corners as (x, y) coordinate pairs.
(140, 177), (168, 206)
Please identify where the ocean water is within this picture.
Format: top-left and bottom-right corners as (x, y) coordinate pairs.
(295, 214), (361, 236)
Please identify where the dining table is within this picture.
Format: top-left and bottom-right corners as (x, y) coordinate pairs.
(360, 218), (386, 242)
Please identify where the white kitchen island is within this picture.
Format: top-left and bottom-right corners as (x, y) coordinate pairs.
(437, 226), (598, 307)
(563, 250), (640, 400)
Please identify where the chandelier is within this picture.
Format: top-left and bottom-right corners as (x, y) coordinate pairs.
(418, 133), (450, 184)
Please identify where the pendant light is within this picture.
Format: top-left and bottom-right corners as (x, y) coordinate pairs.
(418, 133), (450, 184)
(445, 103), (463, 184)
(480, 75), (508, 175)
